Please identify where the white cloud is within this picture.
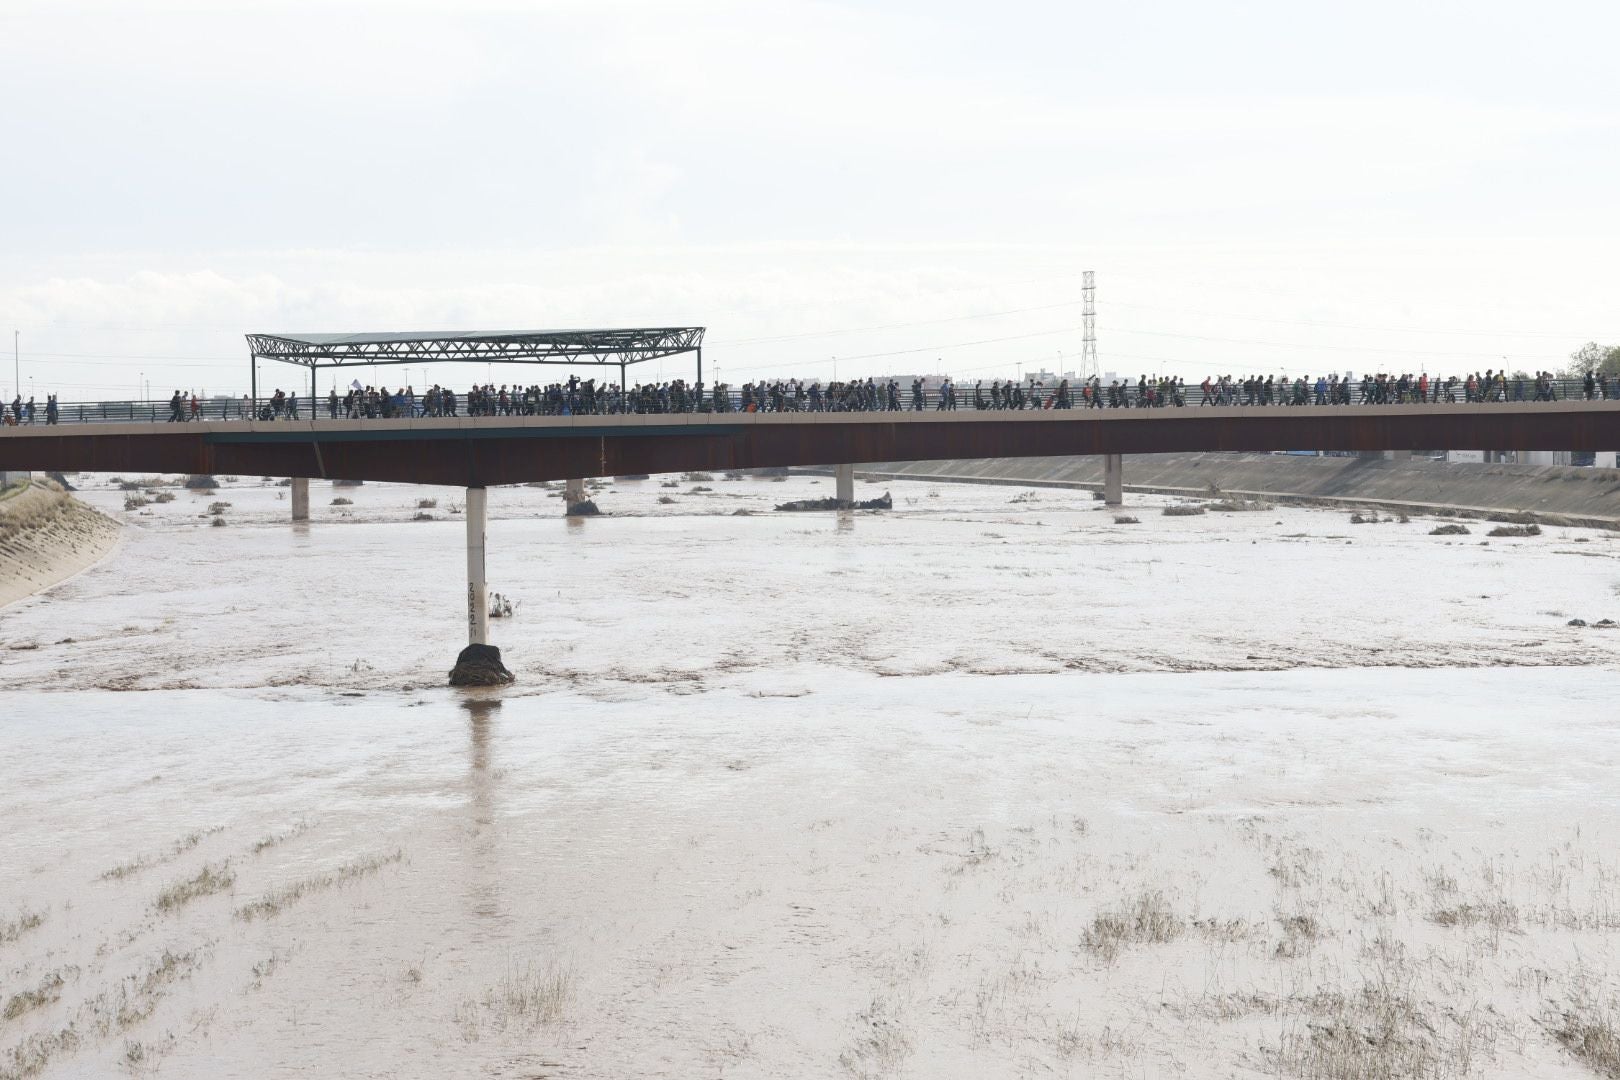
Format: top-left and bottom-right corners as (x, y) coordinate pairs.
(1, 0), (1615, 396)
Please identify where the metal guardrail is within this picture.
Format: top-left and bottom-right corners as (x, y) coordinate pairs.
(3, 380), (1617, 425)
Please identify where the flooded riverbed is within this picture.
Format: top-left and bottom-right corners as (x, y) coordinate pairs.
(4, 475), (1619, 1078)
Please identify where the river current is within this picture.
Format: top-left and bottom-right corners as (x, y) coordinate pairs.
(3, 473), (1619, 1078)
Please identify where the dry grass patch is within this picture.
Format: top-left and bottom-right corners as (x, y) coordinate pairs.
(1113, 515), (1140, 525)
(838, 995), (913, 1079)
(1082, 891), (1183, 961)
(454, 955), (576, 1043)
(1551, 997), (1620, 1079)
(114, 949), (201, 1030)
(250, 821), (311, 855)
(1487, 524), (1541, 538)
(99, 828), (217, 882)
(1430, 524), (1471, 536)
(1429, 900), (1520, 932)
(2, 971), (66, 1022)
(1163, 504), (1206, 516)
(1, 1025), (81, 1080)
(235, 849), (403, 921)
(1265, 984), (1494, 1079)
(153, 861), (234, 913)
(0, 908), (45, 946)
(1274, 912), (1325, 957)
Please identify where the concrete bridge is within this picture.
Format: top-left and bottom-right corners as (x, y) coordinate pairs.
(6, 401), (1618, 669)
(6, 401), (1619, 486)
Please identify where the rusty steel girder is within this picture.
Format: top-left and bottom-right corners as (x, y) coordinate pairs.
(4, 404), (1620, 488)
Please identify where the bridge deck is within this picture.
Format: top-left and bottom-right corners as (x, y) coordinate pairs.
(4, 402), (1619, 487)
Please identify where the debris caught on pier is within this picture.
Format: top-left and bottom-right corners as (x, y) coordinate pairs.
(773, 492), (892, 512)
(566, 500), (601, 516)
(448, 643), (514, 687)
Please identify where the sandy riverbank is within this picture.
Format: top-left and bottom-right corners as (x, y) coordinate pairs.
(0, 480), (122, 608)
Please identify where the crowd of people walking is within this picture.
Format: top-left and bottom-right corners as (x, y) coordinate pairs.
(238, 370), (1616, 418)
(2, 394), (59, 425)
(13, 368), (1619, 426)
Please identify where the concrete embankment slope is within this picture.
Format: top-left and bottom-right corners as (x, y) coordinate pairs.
(854, 453), (1620, 526)
(0, 480), (122, 607)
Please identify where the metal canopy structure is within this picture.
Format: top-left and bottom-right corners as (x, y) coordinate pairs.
(245, 327), (705, 402)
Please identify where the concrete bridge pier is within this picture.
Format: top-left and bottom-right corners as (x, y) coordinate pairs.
(466, 486), (488, 646)
(447, 485), (513, 686)
(835, 464), (855, 505)
(291, 477), (309, 521)
(564, 477), (586, 509)
(1103, 454), (1123, 506)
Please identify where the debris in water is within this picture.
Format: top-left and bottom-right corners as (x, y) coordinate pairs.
(449, 643), (515, 687)
(774, 492), (892, 512)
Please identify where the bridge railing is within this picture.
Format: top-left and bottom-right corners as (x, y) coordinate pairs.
(5, 380), (1617, 425)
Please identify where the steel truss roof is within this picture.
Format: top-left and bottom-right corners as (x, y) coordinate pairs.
(246, 328), (705, 370)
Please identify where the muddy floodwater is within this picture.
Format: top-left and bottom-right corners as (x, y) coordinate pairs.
(4, 474), (1620, 1078)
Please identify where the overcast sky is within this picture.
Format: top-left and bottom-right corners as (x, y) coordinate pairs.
(2, 0), (1616, 398)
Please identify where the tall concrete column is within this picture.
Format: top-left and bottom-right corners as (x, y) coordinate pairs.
(466, 486), (488, 647)
(290, 477), (309, 521)
(835, 463), (854, 505)
(1103, 454), (1123, 507)
(564, 477), (585, 506)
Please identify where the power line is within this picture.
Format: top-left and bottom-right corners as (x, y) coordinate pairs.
(710, 300), (1083, 346)
(1105, 297), (1615, 340)
(719, 325), (1088, 375)
(1106, 326), (1560, 361)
